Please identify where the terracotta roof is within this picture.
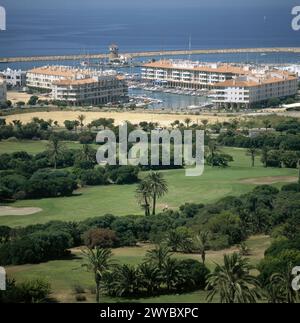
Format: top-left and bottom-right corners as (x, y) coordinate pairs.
(143, 60), (248, 75)
(27, 66), (90, 78)
(53, 78), (98, 86)
(213, 74), (297, 88)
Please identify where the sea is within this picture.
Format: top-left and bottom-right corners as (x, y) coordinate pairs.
(1, 0), (300, 109)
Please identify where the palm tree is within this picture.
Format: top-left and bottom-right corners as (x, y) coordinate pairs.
(206, 139), (219, 167)
(77, 114), (86, 131)
(146, 172), (168, 215)
(165, 229), (193, 253)
(80, 144), (95, 163)
(109, 264), (139, 297)
(46, 135), (65, 169)
(268, 264), (299, 303)
(12, 120), (22, 129)
(145, 245), (172, 270)
(161, 258), (182, 291)
(136, 179), (152, 216)
(206, 253), (262, 303)
(246, 147), (259, 167)
(201, 119), (209, 133)
(184, 118), (192, 128)
(138, 263), (161, 294)
(194, 231), (210, 264)
(82, 247), (114, 303)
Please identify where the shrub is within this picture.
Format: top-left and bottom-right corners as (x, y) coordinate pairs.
(0, 231), (72, 265)
(26, 169), (77, 198)
(281, 183), (300, 192)
(177, 259), (210, 291)
(0, 278), (51, 303)
(83, 228), (118, 249)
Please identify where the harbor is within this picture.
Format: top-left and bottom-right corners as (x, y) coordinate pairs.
(2, 47), (300, 64)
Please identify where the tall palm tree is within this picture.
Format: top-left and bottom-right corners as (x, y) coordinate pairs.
(194, 231), (210, 264)
(147, 172), (168, 215)
(206, 253), (262, 303)
(184, 118), (192, 128)
(268, 264), (299, 303)
(46, 135), (65, 169)
(82, 247), (114, 303)
(78, 114), (86, 131)
(136, 179), (152, 216)
(145, 245), (172, 271)
(246, 147), (259, 167)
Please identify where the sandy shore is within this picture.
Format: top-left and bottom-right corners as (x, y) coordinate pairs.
(4, 110), (233, 127)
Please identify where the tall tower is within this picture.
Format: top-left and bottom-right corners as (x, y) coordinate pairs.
(109, 44), (119, 61)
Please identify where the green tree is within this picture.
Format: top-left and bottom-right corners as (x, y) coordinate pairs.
(194, 231), (210, 264)
(206, 253), (262, 303)
(77, 114), (86, 131)
(146, 172), (168, 215)
(268, 263), (299, 303)
(145, 245), (172, 270)
(138, 263), (161, 294)
(82, 247), (114, 303)
(246, 147), (259, 167)
(184, 118), (192, 128)
(136, 179), (152, 216)
(46, 135), (65, 169)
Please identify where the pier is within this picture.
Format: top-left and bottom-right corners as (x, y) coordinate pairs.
(1, 47), (300, 64)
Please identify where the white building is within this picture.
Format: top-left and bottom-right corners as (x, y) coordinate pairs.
(211, 71), (298, 109)
(0, 77), (7, 103)
(0, 68), (26, 88)
(142, 60), (298, 108)
(26, 66), (128, 105)
(142, 60), (250, 89)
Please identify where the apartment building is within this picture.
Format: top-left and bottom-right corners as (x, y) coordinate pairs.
(0, 68), (26, 88)
(0, 77), (7, 103)
(211, 71), (298, 109)
(141, 60), (250, 89)
(52, 75), (128, 106)
(26, 66), (128, 105)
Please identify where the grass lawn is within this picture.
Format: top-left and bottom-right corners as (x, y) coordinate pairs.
(0, 140), (91, 155)
(0, 144), (297, 227)
(6, 235), (270, 303)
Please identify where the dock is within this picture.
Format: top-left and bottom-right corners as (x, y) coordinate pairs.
(1, 47), (300, 64)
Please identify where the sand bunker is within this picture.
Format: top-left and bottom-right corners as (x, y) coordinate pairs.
(240, 176), (297, 185)
(0, 206), (42, 217)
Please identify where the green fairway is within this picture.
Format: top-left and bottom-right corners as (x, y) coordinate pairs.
(0, 145), (297, 227)
(6, 235), (269, 303)
(0, 140), (90, 154)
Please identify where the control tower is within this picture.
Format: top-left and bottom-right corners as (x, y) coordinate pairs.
(109, 44), (119, 61)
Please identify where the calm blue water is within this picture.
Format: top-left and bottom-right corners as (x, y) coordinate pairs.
(0, 1), (299, 58)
